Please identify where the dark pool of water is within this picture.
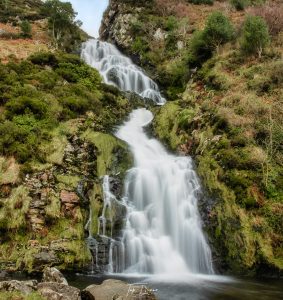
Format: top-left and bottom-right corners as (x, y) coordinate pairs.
(66, 273), (283, 300)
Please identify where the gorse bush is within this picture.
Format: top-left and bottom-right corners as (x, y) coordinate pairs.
(20, 20), (32, 38)
(240, 15), (270, 57)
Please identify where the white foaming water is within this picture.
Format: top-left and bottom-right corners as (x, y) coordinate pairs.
(113, 108), (214, 275)
(81, 39), (166, 104)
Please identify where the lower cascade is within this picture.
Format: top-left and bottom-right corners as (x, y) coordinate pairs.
(112, 108), (214, 275)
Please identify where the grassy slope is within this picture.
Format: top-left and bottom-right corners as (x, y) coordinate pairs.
(108, 0), (283, 275)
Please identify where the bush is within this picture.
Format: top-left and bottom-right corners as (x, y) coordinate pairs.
(29, 52), (58, 66)
(230, 0), (249, 10)
(188, 12), (234, 66)
(240, 16), (270, 57)
(203, 12), (235, 49)
(20, 20), (32, 38)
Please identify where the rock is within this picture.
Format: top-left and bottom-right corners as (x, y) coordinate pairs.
(60, 190), (80, 204)
(38, 282), (81, 300)
(43, 267), (68, 285)
(0, 280), (37, 295)
(82, 279), (156, 300)
(153, 28), (167, 41)
(0, 270), (8, 281)
(33, 251), (58, 267)
(177, 40), (184, 50)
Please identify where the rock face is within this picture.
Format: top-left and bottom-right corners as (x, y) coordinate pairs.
(82, 279), (156, 300)
(0, 280), (38, 295)
(100, 1), (139, 49)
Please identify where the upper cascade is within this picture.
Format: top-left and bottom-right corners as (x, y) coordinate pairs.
(81, 39), (166, 105)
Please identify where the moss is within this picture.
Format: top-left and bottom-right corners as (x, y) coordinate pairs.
(45, 195), (61, 220)
(0, 186), (31, 230)
(153, 102), (185, 150)
(0, 291), (45, 300)
(0, 156), (19, 185)
(56, 175), (80, 189)
(81, 129), (130, 177)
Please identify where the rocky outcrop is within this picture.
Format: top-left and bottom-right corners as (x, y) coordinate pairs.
(100, 1), (140, 50)
(82, 279), (156, 300)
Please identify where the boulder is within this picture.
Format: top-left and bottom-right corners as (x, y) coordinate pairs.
(43, 267), (68, 285)
(0, 280), (37, 295)
(38, 282), (81, 300)
(82, 279), (156, 300)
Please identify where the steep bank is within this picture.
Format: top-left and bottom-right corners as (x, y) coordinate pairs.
(0, 0), (144, 273)
(101, 0), (283, 276)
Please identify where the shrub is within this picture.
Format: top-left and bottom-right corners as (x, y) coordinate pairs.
(203, 12), (235, 49)
(20, 20), (32, 38)
(240, 16), (270, 57)
(188, 12), (234, 66)
(29, 52), (58, 66)
(230, 0), (249, 11)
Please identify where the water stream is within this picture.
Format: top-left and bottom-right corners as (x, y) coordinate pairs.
(82, 39), (214, 276)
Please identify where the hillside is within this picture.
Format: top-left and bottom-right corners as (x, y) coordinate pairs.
(101, 0), (283, 276)
(0, 0), (140, 277)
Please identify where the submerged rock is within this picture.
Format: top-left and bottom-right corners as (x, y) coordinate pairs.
(82, 279), (156, 300)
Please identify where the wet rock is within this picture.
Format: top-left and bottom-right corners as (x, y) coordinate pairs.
(0, 280), (37, 295)
(43, 267), (68, 285)
(82, 279), (156, 300)
(38, 282), (81, 300)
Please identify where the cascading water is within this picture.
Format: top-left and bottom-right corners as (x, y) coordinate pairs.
(82, 39), (214, 276)
(81, 39), (165, 104)
(114, 109), (214, 275)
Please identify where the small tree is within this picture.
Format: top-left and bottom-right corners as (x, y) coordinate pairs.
(20, 20), (32, 38)
(240, 15), (270, 58)
(203, 12), (235, 51)
(41, 0), (81, 49)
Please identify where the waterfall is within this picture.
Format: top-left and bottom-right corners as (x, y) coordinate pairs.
(115, 108), (214, 275)
(82, 39), (214, 275)
(81, 39), (166, 104)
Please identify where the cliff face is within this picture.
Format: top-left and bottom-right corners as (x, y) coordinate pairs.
(100, 0), (283, 277)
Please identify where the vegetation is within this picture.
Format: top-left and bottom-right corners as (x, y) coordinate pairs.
(240, 15), (270, 57)
(113, 0), (282, 275)
(41, 0), (86, 51)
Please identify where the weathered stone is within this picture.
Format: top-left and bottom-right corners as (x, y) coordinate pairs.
(82, 279), (156, 300)
(33, 251), (58, 267)
(43, 267), (68, 285)
(60, 190), (79, 204)
(0, 280), (37, 295)
(38, 282), (81, 300)
(154, 28), (167, 41)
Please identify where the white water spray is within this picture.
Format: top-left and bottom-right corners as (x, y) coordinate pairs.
(81, 39), (165, 104)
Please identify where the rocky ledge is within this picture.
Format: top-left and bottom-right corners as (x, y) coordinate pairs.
(0, 268), (156, 300)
